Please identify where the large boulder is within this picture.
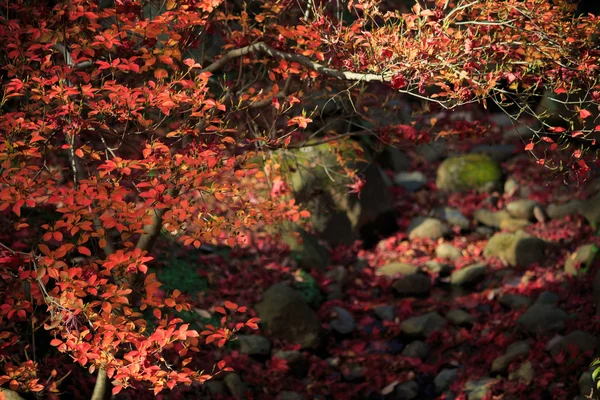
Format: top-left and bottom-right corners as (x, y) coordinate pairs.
(255, 283), (322, 349)
(484, 231), (546, 267)
(281, 224), (329, 272)
(516, 304), (568, 334)
(436, 153), (503, 193)
(286, 141), (396, 246)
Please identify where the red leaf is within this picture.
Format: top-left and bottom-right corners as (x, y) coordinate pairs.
(525, 142), (534, 151)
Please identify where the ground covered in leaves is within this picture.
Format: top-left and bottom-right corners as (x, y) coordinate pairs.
(49, 116), (600, 400)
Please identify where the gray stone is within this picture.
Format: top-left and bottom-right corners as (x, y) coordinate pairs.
(434, 368), (459, 394)
(330, 306), (356, 335)
(499, 217), (530, 232)
(535, 291), (559, 305)
(377, 262), (419, 278)
(450, 263), (487, 287)
(392, 380), (420, 400)
(565, 244), (599, 276)
(282, 225), (330, 272)
(374, 305), (395, 321)
(491, 341), (531, 373)
(505, 199), (540, 220)
(548, 330), (598, 356)
(498, 294), (531, 310)
(408, 217), (450, 240)
(224, 373), (246, 400)
(579, 370), (596, 399)
(392, 273), (431, 297)
(401, 312), (446, 337)
(470, 144), (517, 162)
(508, 361), (534, 385)
(436, 243), (462, 260)
(277, 391), (306, 400)
(446, 309), (475, 326)
(516, 304), (568, 334)
(424, 260), (454, 276)
(474, 209), (511, 229)
(416, 140), (448, 163)
(205, 380), (227, 396)
(547, 200), (583, 220)
(504, 178), (520, 197)
(255, 283), (321, 348)
(436, 153), (503, 193)
(484, 231), (546, 267)
(401, 340), (430, 360)
(580, 192), (600, 227)
(464, 378), (497, 400)
(237, 335), (271, 356)
(433, 207), (470, 230)
(394, 171), (427, 192)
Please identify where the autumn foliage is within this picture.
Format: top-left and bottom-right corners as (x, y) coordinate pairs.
(0, 0), (599, 398)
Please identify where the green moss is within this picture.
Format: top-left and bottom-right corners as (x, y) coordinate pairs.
(437, 153), (502, 192)
(293, 270), (324, 309)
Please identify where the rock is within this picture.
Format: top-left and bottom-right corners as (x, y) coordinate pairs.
(450, 263), (487, 287)
(491, 341), (531, 373)
(535, 291), (559, 306)
(565, 244), (599, 276)
(374, 305), (395, 321)
(547, 200), (583, 219)
(224, 373), (246, 400)
(436, 243), (462, 260)
(436, 153), (503, 193)
(434, 368), (459, 394)
(580, 192), (600, 228)
(508, 361), (534, 385)
(402, 340), (430, 360)
(579, 370), (596, 399)
(282, 225), (330, 272)
(277, 391), (306, 400)
(330, 306), (356, 335)
(237, 335), (271, 356)
(505, 199), (540, 220)
(377, 262), (419, 278)
(548, 330), (598, 356)
(392, 380), (420, 400)
(473, 209), (511, 229)
(499, 217), (530, 232)
(205, 380), (227, 396)
(516, 304), (568, 334)
(504, 178), (520, 197)
(394, 171), (427, 192)
(498, 294), (531, 309)
(401, 312), (446, 337)
(273, 350), (310, 378)
(433, 207), (470, 230)
(0, 390), (24, 400)
(255, 283), (322, 348)
(484, 231), (546, 267)
(380, 147), (411, 172)
(470, 144), (517, 162)
(446, 309), (475, 326)
(594, 269), (600, 315)
(392, 273), (431, 297)
(408, 217), (450, 240)
(416, 140), (448, 163)
(424, 260), (453, 276)
(464, 378), (497, 400)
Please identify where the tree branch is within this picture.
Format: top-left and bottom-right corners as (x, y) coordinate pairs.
(201, 42), (392, 83)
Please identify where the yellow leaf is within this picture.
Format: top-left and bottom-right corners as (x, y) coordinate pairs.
(166, 0), (176, 10)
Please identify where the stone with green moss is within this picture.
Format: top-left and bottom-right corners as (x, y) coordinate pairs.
(565, 244), (599, 276)
(436, 153), (503, 192)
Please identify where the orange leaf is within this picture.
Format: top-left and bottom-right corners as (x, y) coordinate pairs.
(78, 246), (92, 256)
(154, 68), (168, 79)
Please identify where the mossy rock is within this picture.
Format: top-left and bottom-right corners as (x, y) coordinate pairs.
(293, 269), (325, 309)
(436, 153), (503, 192)
(565, 244), (599, 276)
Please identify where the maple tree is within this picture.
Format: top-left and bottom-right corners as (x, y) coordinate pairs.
(1, 0), (600, 398)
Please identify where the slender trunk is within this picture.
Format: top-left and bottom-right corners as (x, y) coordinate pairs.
(90, 369), (108, 400)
